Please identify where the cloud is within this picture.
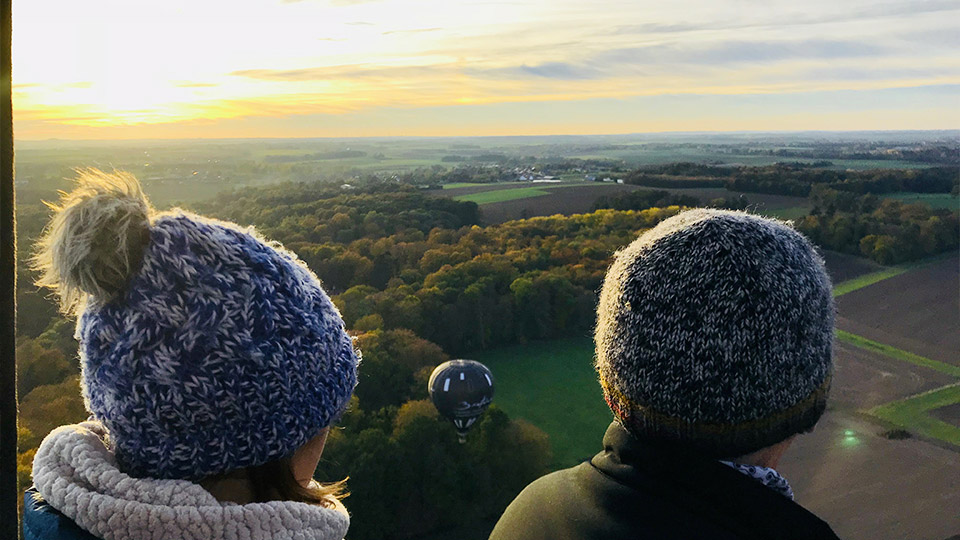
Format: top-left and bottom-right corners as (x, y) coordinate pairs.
(594, 39), (885, 68)
(610, 1), (960, 37)
(229, 37), (897, 91)
(899, 28), (960, 48)
(800, 66), (957, 82)
(611, 22), (714, 35)
(518, 62), (602, 80)
(382, 27), (442, 35)
(230, 64), (443, 81)
(847, 0), (960, 20)
(469, 39), (889, 83)
(283, 0), (381, 4)
(174, 82), (218, 88)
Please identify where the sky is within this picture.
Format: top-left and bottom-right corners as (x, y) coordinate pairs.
(12, 0), (960, 139)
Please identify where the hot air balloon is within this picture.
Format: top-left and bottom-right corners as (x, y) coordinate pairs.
(428, 359), (495, 443)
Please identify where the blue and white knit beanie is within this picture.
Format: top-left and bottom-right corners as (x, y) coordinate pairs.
(596, 208), (834, 458)
(34, 169), (359, 480)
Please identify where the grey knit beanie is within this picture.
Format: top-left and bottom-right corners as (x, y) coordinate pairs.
(595, 209), (834, 458)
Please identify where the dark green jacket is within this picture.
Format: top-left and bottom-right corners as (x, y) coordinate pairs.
(490, 422), (841, 540)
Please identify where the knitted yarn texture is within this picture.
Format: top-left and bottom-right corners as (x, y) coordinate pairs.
(595, 209), (834, 458)
(77, 211), (359, 479)
(31, 423), (349, 540)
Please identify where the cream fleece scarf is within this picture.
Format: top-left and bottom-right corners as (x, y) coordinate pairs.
(32, 423), (350, 540)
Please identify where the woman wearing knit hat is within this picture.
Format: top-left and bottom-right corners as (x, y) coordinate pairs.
(491, 209), (842, 539)
(22, 169), (360, 540)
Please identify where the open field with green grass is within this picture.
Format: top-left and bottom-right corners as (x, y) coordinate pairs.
(473, 337), (611, 468)
(868, 384), (960, 445)
(453, 187), (551, 205)
(833, 267), (910, 297)
(881, 192), (959, 211)
(442, 182), (490, 189)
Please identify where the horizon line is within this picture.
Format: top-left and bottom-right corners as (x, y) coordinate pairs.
(15, 127), (960, 144)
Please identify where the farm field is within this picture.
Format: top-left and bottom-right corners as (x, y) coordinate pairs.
(473, 336), (611, 468)
(830, 340), (957, 410)
(452, 187), (551, 205)
(476, 184), (639, 224)
(435, 182), (810, 225)
(820, 250), (884, 285)
(881, 192), (959, 211)
(836, 255), (960, 366)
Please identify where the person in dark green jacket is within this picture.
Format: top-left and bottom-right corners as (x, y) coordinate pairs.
(491, 209), (842, 540)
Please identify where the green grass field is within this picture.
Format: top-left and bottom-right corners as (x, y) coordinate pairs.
(442, 182), (488, 189)
(881, 192), (959, 211)
(473, 337), (612, 468)
(867, 384), (960, 446)
(833, 267), (910, 297)
(453, 187), (551, 205)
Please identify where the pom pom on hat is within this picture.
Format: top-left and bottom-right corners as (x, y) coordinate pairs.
(35, 169), (359, 479)
(33, 168), (152, 314)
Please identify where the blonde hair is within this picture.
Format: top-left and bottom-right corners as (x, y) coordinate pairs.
(246, 457), (348, 509)
(32, 168), (153, 315)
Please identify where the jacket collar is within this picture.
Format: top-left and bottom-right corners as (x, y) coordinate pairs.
(591, 422), (839, 540)
(31, 423), (349, 540)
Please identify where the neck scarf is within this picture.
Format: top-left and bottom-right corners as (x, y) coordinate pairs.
(719, 460), (795, 500)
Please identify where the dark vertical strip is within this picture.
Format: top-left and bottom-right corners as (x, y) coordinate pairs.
(0, 0), (18, 538)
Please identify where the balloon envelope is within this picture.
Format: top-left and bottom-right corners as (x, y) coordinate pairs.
(428, 359), (494, 442)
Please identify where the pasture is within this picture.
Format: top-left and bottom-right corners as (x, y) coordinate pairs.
(473, 336), (611, 468)
(868, 384), (960, 445)
(820, 251), (884, 285)
(881, 192), (959, 211)
(453, 187), (551, 205)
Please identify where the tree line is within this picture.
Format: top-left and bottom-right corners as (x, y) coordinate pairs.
(592, 188), (749, 213)
(623, 163), (958, 197)
(796, 186), (959, 264)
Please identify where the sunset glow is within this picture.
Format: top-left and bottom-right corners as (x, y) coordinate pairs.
(13, 0), (960, 139)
